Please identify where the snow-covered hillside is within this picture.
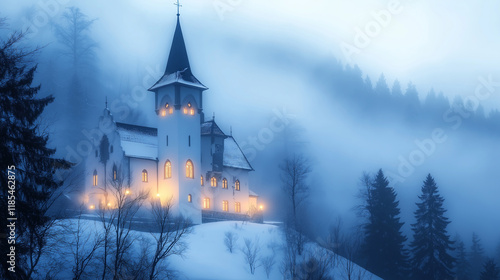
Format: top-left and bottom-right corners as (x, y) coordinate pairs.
(168, 221), (381, 280)
(37, 219), (381, 280)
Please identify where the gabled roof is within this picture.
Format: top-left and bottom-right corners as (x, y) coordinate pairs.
(223, 136), (254, 171)
(201, 120), (226, 137)
(116, 122), (158, 160)
(149, 18), (206, 91)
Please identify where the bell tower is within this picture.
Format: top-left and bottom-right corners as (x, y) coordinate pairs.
(148, 8), (207, 223)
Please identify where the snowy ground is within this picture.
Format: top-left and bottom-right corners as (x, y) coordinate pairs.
(36, 219), (380, 280)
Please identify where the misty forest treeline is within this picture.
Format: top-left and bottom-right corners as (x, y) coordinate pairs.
(340, 169), (500, 280)
(314, 60), (500, 135)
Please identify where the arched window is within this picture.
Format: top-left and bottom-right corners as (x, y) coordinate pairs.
(235, 180), (240, 191)
(93, 170), (98, 186)
(164, 160), (172, 179)
(186, 160), (194, 178)
(222, 178), (228, 189)
(203, 198), (210, 209)
(222, 200), (229, 212)
(211, 177), (217, 187)
(188, 194), (192, 203)
(142, 169), (148, 182)
(201, 175), (204, 186)
(112, 165), (117, 181)
(235, 202), (241, 213)
(183, 102), (195, 115)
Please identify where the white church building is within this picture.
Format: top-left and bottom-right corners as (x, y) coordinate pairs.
(84, 13), (260, 224)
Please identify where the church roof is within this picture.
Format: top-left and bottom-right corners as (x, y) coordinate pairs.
(223, 136), (254, 171)
(149, 18), (207, 91)
(116, 122), (158, 160)
(201, 120), (226, 137)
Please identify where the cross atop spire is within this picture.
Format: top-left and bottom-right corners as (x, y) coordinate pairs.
(174, 0), (182, 17)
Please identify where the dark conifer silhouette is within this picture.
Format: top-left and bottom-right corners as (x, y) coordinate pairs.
(410, 174), (455, 280)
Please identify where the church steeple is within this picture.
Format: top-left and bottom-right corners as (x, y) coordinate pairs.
(165, 18), (191, 77)
(149, 13), (206, 91)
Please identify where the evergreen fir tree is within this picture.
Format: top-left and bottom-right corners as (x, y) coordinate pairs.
(480, 259), (500, 280)
(0, 23), (71, 279)
(410, 174), (455, 280)
(455, 235), (471, 280)
(470, 233), (486, 280)
(363, 169), (408, 280)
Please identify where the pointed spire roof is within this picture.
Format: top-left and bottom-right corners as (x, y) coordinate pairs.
(149, 16), (207, 91)
(165, 18), (191, 76)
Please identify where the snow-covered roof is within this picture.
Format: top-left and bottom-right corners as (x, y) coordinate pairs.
(149, 70), (207, 91)
(223, 136), (253, 171)
(201, 120), (226, 137)
(249, 190), (258, 197)
(116, 122), (158, 160)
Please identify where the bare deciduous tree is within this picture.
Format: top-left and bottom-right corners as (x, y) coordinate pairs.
(298, 247), (333, 280)
(108, 171), (148, 280)
(280, 154), (311, 225)
(148, 199), (192, 280)
(261, 254), (276, 279)
(241, 237), (260, 275)
(70, 205), (103, 280)
(224, 231), (238, 254)
(280, 154), (311, 256)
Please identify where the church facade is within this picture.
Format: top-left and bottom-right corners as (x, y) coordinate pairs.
(84, 15), (259, 224)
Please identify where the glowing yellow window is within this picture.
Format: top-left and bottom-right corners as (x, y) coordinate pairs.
(93, 170), (98, 186)
(211, 177), (217, 187)
(190, 108), (195, 115)
(201, 175), (204, 186)
(164, 160), (172, 179)
(222, 200), (229, 212)
(222, 178), (228, 189)
(142, 169), (148, 182)
(165, 103), (173, 114)
(186, 160), (194, 178)
(203, 198), (210, 209)
(235, 180), (240, 191)
(113, 165), (117, 181)
(188, 194), (192, 203)
(161, 109), (166, 117)
(235, 202), (241, 213)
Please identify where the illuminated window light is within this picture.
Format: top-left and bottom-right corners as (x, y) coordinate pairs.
(169, 108), (173, 114)
(183, 107), (188, 114)
(222, 200), (228, 212)
(190, 108), (195, 115)
(203, 198), (210, 209)
(161, 109), (167, 117)
(188, 194), (192, 203)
